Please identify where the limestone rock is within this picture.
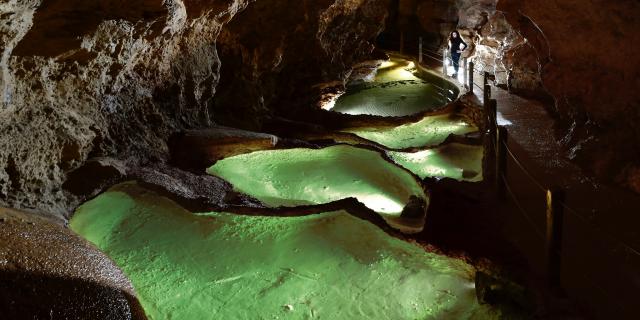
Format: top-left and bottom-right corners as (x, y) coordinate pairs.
(0, 207), (146, 319)
(212, 0), (391, 128)
(169, 126), (279, 170)
(0, 0), (391, 216)
(451, 0), (639, 190)
(0, 0), (253, 215)
(498, 0), (640, 188)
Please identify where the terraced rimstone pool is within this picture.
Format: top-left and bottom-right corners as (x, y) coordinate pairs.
(330, 57), (459, 117)
(343, 114), (478, 149)
(207, 144), (428, 233)
(388, 143), (484, 182)
(70, 183), (500, 320)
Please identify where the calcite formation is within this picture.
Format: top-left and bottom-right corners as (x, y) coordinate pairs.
(0, 0), (390, 216)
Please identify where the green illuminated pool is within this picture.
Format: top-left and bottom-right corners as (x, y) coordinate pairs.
(330, 57), (458, 117)
(389, 143), (484, 182)
(70, 183), (499, 320)
(343, 114), (478, 149)
(207, 145), (427, 233)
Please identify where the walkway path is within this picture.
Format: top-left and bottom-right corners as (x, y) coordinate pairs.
(414, 48), (638, 318)
(478, 80), (640, 319)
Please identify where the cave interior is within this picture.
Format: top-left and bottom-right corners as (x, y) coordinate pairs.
(1, 0), (639, 319)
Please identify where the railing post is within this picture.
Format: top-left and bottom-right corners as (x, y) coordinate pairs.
(468, 61), (474, 93)
(418, 37), (423, 64)
(442, 48), (448, 76)
(483, 84), (492, 106)
(463, 57), (468, 89)
(546, 187), (565, 289)
(496, 125), (507, 200)
(483, 72), (496, 103)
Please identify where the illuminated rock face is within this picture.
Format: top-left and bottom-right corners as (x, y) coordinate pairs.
(344, 114), (478, 149)
(0, 0), (390, 214)
(388, 143), (484, 182)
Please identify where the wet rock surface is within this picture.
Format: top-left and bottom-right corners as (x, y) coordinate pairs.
(498, 0), (640, 192)
(0, 207), (146, 319)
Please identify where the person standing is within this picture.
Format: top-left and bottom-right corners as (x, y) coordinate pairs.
(448, 31), (468, 78)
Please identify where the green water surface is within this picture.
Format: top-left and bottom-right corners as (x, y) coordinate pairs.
(207, 145), (427, 232)
(70, 183), (499, 320)
(343, 114), (478, 150)
(389, 143), (484, 182)
(331, 57), (458, 117)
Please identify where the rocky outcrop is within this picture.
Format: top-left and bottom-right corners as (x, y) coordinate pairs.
(0, 0), (253, 216)
(212, 0), (390, 128)
(497, 0), (640, 191)
(0, 0), (390, 216)
(169, 126), (279, 170)
(453, 0), (547, 97)
(0, 207), (146, 319)
(416, 0), (457, 47)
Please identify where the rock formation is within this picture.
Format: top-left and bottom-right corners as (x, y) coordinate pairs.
(498, 0), (640, 192)
(413, 0), (640, 192)
(5, 0), (635, 218)
(0, 207), (146, 319)
(0, 0), (390, 216)
(213, 0), (390, 128)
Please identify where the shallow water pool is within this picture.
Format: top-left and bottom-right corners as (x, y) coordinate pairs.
(389, 143), (484, 182)
(343, 114), (478, 149)
(330, 57), (459, 117)
(207, 145), (427, 233)
(70, 183), (499, 320)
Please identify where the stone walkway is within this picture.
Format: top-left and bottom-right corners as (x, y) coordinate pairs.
(475, 80), (640, 319)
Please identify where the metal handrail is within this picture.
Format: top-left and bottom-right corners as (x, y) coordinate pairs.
(501, 173), (546, 239)
(420, 52), (444, 63)
(414, 34), (640, 262)
(503, 143), (546, 192)
(498, 138), (640, 258)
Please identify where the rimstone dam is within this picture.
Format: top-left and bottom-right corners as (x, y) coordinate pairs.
(1, 1), (639, 319)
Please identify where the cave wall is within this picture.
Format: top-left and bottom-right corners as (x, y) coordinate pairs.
(426, 0), (640, 191)
(498, 0), (640, 191)
(0, 0), (390, 216)
(1, 0), (637, 217)
(212, 0), (390, 129)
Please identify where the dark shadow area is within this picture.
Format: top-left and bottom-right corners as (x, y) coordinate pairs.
(0, 270), (147, 320)
(12, 0), (166, 57)
(420, 179), (528, 271)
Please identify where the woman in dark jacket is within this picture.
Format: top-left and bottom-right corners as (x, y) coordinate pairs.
(448, 31), (468, 77)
